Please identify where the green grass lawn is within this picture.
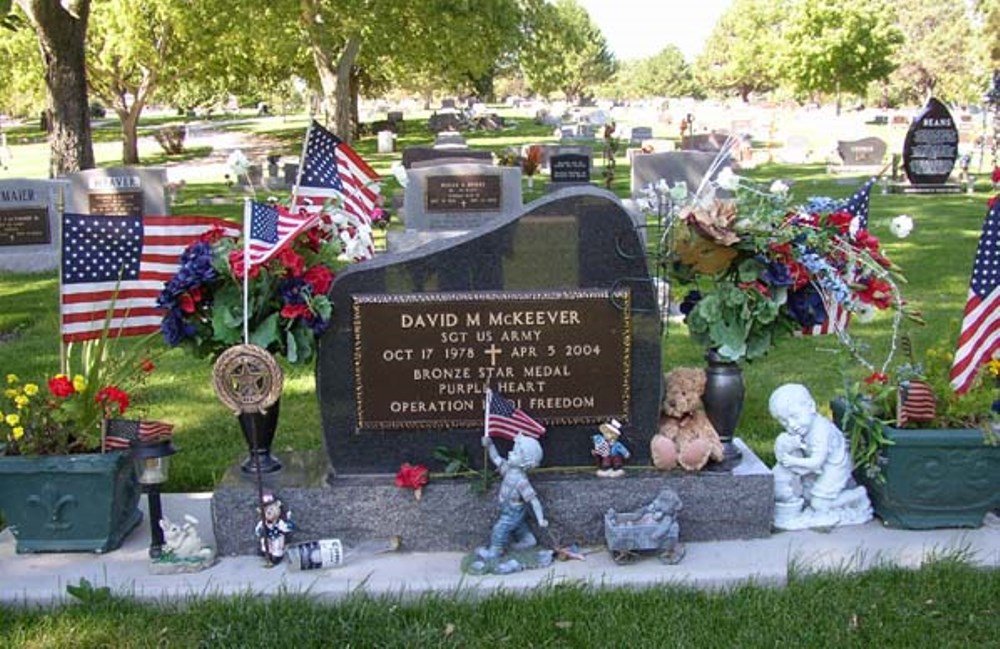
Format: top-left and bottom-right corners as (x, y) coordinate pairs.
(1, 559), (997, 646)
(0, 112), (995, 490)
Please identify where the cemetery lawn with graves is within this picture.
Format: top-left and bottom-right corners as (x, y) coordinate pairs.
(1, 558), (998, 645)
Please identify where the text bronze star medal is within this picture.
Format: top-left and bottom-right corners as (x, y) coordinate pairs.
(212, 344), (283, 415)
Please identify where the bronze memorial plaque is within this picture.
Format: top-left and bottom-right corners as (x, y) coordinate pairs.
(353, 289), (631, 430)
(425, 174), (501, 212)
(0, 207), (51, 246)
(88, 191), (144, 217)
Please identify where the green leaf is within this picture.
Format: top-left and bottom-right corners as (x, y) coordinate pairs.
(285, 328), (299, 364)
(311, 295), (332, 322)
(737, 258), (764, 283)
(249, 312), (279, 350)
(212, 308), (242, 345)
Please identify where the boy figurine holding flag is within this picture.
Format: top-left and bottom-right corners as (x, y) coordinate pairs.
(477, 433), (548, 560)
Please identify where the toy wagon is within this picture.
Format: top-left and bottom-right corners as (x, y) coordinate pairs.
(603, 489), (685, 565)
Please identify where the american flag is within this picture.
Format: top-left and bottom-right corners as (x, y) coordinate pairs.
(61, 214), (241, 342)
(896, 379), (937, 427)
(246, 200), (320, 268)
(485, 389), (546, 441)
(103, 418), (174, 451)
(292, 120), (380, 224)
(950, 199), (1000, 393)
(802, 292), (851, 336)
(842, 176), (876, 234)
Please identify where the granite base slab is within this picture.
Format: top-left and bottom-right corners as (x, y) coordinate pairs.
(211, 439), (774, 556)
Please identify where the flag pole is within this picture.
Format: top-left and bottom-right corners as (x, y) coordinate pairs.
(289, 121), (314, 210)
(242, 198), (251, 346)
(482, 384), (491, 474)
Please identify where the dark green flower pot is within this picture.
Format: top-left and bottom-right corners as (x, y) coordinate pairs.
(857, 426), (1000, 529)
(0, 451), (142, 553)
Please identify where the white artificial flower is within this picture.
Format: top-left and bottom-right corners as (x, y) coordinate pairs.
(329, 210), (349, 228)
(654, 178), (670, 193)
(635, 197), (653, 213)
(226, 150), (250, 177)
(391, 162), (408, 188)
(889, 214), (914, 239)
(854, 302), (877, 324)
(715, 167), (740, 191)
(670, 181), (689, 202)
(769, 179), (790, 195)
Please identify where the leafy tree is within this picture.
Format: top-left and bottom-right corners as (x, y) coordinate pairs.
(881, 0), (979, 105)
(9, 0), (94, 175)
(976, 0), (1000, 66)
(615, 46), (694, 99)
(0, 8), (46, 120)
(695, 0), (788, 102)
(520, 0), (616, 102)
(781, 0), (903, 113)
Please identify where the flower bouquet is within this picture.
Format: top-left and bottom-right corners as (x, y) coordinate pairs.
(157, 204), (374, 365)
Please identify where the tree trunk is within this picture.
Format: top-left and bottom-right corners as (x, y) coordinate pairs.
(17, 0), (94, 176)
(349, 66), (360, 138)
(118, 108), (139, 165)
(310, 36), (360, 142)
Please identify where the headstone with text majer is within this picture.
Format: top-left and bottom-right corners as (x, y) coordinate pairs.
(0, 179), (64, 272)
(902, 97), (959, 190)
(65, 167), (168, 217)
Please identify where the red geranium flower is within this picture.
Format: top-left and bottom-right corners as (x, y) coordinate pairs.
(395, 463), (429, 500)
(96, 385), (130, 415)
(825, 210), (852, 233)
(303, 265), (333, 295)
(280, 302), (312, 319)
(991, 166), (1000, 184)
(178, 287), (202, 314)
(853, 230), (880, 254)
(48, 374), (75, 398)
(228, 249), (261, 280)
(864, 372), (889, 385)
(858, 276), (893, 309)
(278, 248), (305, 277)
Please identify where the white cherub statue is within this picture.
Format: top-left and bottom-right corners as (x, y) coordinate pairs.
(769, 383), (873, 530)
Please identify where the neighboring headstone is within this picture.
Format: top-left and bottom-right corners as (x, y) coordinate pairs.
(629, 126), (654, 146)
(837, 137), (887, 167)
(65, 167), (168, 217)
(377, 130), (395, 153)
(903, 97), (959, 186)
(558, 124), (576, 139)
(402, 146), (492, 169)
(387, 111), (404, 127)
(441, 98), (456, 109)
(283, 162), (300, 187)
(402, 163), (522, 233)
(434, 131), (466, 148)
(549, 150), (592, 186)
(234, 164), (263, 191)
(683, 131), (731, 152)
(0, 179), (63, 272)
(410, 157), (495, 170)
(630, 151), (728, 198)
(778, 135), (810, 164)
(428, 112), (463, 133)
(318, 187), (661, 476)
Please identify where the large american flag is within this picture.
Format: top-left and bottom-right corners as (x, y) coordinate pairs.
(292, 120), (380, 224)
(950, 199), (1000, 393)
(843, 176), (876, 234)
(246, 200), (320, 268)
(61, 214), (240, 342)
(485, 388), (546, 441)
(104, 418), (174, 451)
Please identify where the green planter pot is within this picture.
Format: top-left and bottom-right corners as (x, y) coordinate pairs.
(857, 426), (1000, 529)
(0, 451), (142, 553)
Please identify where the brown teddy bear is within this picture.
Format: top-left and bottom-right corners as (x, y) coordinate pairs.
(649, 367), (724, 471)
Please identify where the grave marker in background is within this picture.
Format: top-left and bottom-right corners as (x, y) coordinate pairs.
(65, 167), (168, 216)
(903, 97), (959, 188)
(0, 179), (63, 272)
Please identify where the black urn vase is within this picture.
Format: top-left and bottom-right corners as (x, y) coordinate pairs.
(237, 399), (283, 473)
(702, 349), (744, 467)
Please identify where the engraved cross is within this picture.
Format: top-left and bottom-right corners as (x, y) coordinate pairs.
(484, 344), (502, 366)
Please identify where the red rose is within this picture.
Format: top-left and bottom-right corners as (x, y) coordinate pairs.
(278, 248), (305, 277)
(395, 463), (429, 500)
(825, 211), (852, 233)
(280, 302), (312, 319)
(303, 265), (333, 295)
(96, 386), (130, 415)
(48, 374), (75, 398)
(853, 230), (880, 254)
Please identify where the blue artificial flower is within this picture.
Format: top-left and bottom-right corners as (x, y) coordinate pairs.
(787, 287), (827, 328)
(679, 290), (702, 316)
(160, 310), (196, 346)
(761, 261), (793, 287)
(804, 196), (841, 214)
(279, 277), (307, 304)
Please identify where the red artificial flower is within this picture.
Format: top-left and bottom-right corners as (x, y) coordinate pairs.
(825, 210), (852, 234)
(989, 195), (999, 210)
(48, 374), (76, 398)
(280, 302), (312, 319)
(858, 276), (893, 309)
(303, 227), (326, 253)
(178, 289), (199, 314)
(395, 463), (429, 500)
(228, 249), (260, 280)
(96, 385), (130, 415)
(303, 265), (333, 295)
(199, 225), (231, 244)
(140, 358), (156, 373)
(864, 372), (889, 385)
(853, 230), (881, 254)
(992, 166), (1000, 184)
(278, 247), (305, 277)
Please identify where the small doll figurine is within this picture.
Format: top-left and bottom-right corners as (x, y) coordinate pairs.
(477, 433), (548, 560)
(592, 419), (630, 478)
(255, 491), (294, 564)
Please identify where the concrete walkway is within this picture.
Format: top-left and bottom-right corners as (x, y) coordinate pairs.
(2, 493), (998, 606)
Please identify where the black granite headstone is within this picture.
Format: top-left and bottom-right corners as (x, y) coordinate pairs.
(837, 137), (887, 166)
(550, 153), (591, 184)
(902, 97), (958, 185)
(317, 187), (660, 476)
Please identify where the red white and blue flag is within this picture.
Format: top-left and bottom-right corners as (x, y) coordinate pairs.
(842, 176), (876, 235)
(950, 199), (1000, 393)
(485, 388), (546, 441)
(292, 120), (380, 225)
(104, 418), (174, 451)
(246, 200), (320, 268)
(60, 214), (240, 342)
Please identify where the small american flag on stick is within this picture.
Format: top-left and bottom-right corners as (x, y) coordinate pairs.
(103, 419), (174, 451)
(485, 388), (545, 441)
(896, 380), (937, 427)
